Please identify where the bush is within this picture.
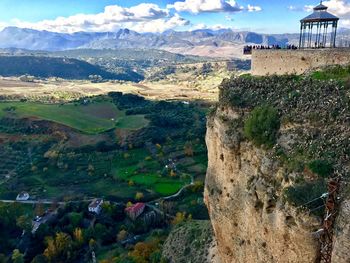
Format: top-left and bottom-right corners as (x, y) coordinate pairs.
(244, 105), (280, 147)
(308, 160), (333, 178)
(284, 180), (326, 216)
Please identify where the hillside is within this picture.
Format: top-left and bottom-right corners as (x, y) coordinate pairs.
(162, 220), (219, 263)
(4, 26), (349, 58)
(0, 55), (143, 81)
(205, 72), (350, 262)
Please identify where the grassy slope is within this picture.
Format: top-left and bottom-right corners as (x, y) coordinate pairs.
(112, 148), (189, 196)
(0, 101), (148, 134)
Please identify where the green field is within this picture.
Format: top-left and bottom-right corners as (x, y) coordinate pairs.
(112, 148), (189, 196)
(0, 101), (148, 134)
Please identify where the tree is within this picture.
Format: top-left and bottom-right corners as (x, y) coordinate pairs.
(190, 181), (204, 193)
(184, 142), (194, 157)
(16, 214), (32, 232)
(89, 238), (97, 251)
(35, 202), (45, 217)
(117, 230), (128, 242)
(129, 241), (158, 263)
(73, 228), (84, 245)
(171, 212), (187, 225)
(135, 192), (144, 201)
(244, 105), (280, 148)
(44, 232), (73, 262)
(68, 212), (83, 227)
(170, 170), (176, 177)
(12, 249), (24, 263)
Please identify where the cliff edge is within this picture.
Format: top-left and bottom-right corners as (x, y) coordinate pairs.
(205, 74), (350, 263)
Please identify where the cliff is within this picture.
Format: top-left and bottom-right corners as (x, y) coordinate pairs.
(205, 75), (350, 263)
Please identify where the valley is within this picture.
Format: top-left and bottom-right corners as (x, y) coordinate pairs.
(0, 88), (210, 262)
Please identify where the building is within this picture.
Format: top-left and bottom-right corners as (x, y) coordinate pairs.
(16, 192), (30, 201)
(299, 1), (339, 49)
(251, 2), (350, 76)
(88, 199), (103, 214)
(125, 202), (146, 220)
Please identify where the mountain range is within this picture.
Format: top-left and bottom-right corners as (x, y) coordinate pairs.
(1, 27), (350, 58)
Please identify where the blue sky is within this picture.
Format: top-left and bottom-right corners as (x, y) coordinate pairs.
(0, 0), (348, 34)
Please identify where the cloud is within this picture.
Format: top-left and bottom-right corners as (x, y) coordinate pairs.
(247, 4), (262, 12)
(191, 23), (229, 30)
(322, 0), (350, 17)
(129, 13), (189, 33)
(300, 0), (350, 28)
(167, 0), (243, 13)
(13, 3), (189, 33)
(304, 5), (314, 12)
(287, 5), (304, 12)
(0, 22), (8, 31)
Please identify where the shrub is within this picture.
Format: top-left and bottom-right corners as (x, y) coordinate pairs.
(308, 160), (333, 178)
(284, 180), (326, 216)
(244, 105), (280, 147)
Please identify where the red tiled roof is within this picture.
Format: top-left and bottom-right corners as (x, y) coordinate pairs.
(125, 202), (145, 213)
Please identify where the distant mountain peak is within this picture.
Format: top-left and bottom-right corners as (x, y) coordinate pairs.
(0, 26), (349, 56)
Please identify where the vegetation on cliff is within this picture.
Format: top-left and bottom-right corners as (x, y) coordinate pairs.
(219, 72), (349, 211)
(243, 105), (280, 148)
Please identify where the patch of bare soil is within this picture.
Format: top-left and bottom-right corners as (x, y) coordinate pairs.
(0, 79), (42, 88)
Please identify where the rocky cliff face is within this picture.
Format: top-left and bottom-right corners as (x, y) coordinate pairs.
(204, 75), (350, 263)
(204, 107), (320, 263)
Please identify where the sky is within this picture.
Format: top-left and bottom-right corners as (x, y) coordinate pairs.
(0, 0), (350, 34)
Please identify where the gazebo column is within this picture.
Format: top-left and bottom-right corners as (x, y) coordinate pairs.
(322, 23), (328, 48)
(332, 21), (338, 47)
(302, 23), (307, 48)
(315, 22), (320, 48)
(309, 23), (313, 48)
(299, 23), (303, 48)
(317, 22), (322, 47)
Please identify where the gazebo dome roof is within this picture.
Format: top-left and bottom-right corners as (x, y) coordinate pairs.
(314, 3), (328, 11)
(301, 2), (339, 22)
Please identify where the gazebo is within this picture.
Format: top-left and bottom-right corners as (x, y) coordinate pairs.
(299, 1), (339, 49)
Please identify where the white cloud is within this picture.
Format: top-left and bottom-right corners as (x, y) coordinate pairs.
(129, 14), (189, 33)
(301, 0), (350, 28)
(247, 4), (262, 12)
(191, 23), (229, 30)
(167, 0), (243, 13)
(13, 3), (189, 33)
(304, 5), (314, 12)
(323, 0), (350, 17)
(0, 22), (8, 31)
(287, 5), (303, 12)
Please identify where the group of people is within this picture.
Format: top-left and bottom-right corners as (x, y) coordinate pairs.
(243, 44), (298, 54)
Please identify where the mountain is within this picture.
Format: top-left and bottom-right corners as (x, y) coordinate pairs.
(0, 56), (144, 81)
(0, 27), (349, 58)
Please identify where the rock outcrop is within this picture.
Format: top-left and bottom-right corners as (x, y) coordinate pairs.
(204, 107), (320, 263)
(204, 74), (350, 263)
(162, 220), (221, 263)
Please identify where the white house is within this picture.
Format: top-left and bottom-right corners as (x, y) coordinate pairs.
(88, 199), (103, 214)
(16, 192), (30, 201)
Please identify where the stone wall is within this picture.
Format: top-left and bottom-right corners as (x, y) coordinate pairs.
(251, 48), (350, 76)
